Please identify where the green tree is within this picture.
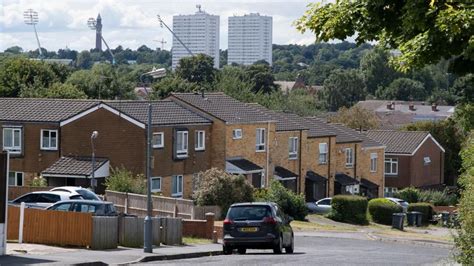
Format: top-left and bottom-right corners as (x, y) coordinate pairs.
(44, 83), (87, 99)
(152, 74), (198, 98)
(359, 47), (399, 95)
(450, 74), (474, 104)
(329, 105), (380, 130)
(320, 69), (367, 111)
(76, 50), (93, 69)
(376, 78), (427, 101)
(4, 46), (23, 54)
(296, 1), (474, 74)
(245, 63), (277, 94)
(176, 54), (216, 84)
(454, 104), (474, 132)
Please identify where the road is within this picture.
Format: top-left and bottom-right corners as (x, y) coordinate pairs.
(141, 235), (452, 265)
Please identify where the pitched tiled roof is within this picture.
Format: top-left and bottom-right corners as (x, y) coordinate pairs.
(226, 158), (263, 172)
(0, 98), (98, 123)
(170, 92), (274, 124)
(247, 103), (308, 131)
(107, 100), (211, 125)
(42, 157), (108, 177)
(366, 130), (430, 154)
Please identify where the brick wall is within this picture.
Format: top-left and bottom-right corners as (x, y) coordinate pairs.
(334, 142), (358, 178)
(182, 213), (215, 239)
(357, 147), (385, 198)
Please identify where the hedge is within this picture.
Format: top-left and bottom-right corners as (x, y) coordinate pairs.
(368, 198), (403, 225)
(408, 203), (434, 225)
(328, 195), (368, 225)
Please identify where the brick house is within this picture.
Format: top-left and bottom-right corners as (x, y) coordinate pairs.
(366, 130), (445, 196)
(1, 98), (212, 197)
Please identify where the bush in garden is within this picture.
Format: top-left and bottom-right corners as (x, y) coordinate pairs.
(254, 180), (308, 221)
(194, 168), (254, 219)
(30, 176), (48, 187)
(394, 187), (420, 203)
(418, 189), (458, 206)
(368, 198), (403, 225)
(408, 203), (434, 225)
(105, 166), (146, 194)
(328, 195), (369, 225)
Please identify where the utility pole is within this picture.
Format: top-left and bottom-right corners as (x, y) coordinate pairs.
(24, 9), (43, 59)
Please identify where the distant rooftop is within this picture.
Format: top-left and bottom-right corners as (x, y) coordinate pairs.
(366, 130), (433, 154)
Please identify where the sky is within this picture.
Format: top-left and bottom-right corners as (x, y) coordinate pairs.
(0, 0), (320, 52)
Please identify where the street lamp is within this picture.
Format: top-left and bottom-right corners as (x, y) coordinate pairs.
(87, 17), (116, 65)
(90, 131), (99, 192)
(24, 9), (43, 59)
(142, 67), (166, 253)
(157, 15), (194, 56)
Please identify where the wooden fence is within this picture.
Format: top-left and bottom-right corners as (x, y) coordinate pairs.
(105, 190), (220, 220)
(8, 186), (55, 200)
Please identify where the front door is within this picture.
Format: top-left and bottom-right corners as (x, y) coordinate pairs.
(252, 172), (262, 188)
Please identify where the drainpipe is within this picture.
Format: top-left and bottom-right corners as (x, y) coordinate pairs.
(354, 143), (357, 179)
(266, 121), (270, 188)
(298, 130), (303, 194)
(327, 137), (332, 197)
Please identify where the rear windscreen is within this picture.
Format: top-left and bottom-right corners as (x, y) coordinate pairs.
(227, 205), (272, 221)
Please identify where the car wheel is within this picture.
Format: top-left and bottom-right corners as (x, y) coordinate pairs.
(285, 235), (294, 254)
(237, 248), (246, 254)
(273, 235), (283, 254)
(223, 246), (233, 255)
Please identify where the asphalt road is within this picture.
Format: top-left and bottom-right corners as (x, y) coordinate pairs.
(142, 236), (453, 265)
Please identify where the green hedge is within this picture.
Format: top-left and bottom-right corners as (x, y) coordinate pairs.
(394, 187), (420, 203)
(328, 195), (368, 225)
(368, 198), (403, 225)
(408, 203), (434, 225)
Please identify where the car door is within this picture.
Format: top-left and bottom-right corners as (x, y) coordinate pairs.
(49, 203), (73, 212)
(36, 193), (61, 208)
(316, 199), (332, 213)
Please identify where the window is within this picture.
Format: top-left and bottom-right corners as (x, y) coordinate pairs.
(151, 177), (162, 192)
(256, 128), (266, 152)
(385, 158), (398, 175)
(370, 153), (378, 172)
(3, 127), (22, 154)
(172, 175), (183, 197)
(384, 187), (398, 197)
(40, 129), (58, 150)
(345, 148), (353, 167)
(175, 130), (188, 158)
(424, 157), (431, 166)
(319, 143), (328, 164)
(288, 137), (298, 159)
(152, 132), (164, 148)
(8, 172), (23, 186)
(52, 203), (72, 212)
(195, 130), (205, 151)
(232, 129), (242, 139)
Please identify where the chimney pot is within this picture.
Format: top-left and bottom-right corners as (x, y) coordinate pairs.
(431, 103), (438, 112)
(409, 103), (415, 111)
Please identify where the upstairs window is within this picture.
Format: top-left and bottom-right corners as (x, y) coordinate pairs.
(195, 130), (205, 151)
(288, 137), (298, 160)
(152, 132), (164, 149)
(175, 130), (188, 159)
(345, 148), (353, 167)
(319, 143), (328, 164)
(3, 127), (22, 154)
(370, 153), (378, 172)
(423, 157), (431, 166)
(256, 128), (266, 152)
(385, 158), (398, 175)
(232, 129), (242, 139)
(41, 129), (58, 150)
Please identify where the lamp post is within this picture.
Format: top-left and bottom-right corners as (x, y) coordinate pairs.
(24, 9), (42, 59)
(90, 131), (99, 192)
(87, 17), (116, 65)
(141, 67), (166, 253)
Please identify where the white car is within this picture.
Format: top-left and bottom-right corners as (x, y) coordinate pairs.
(306, 198), (332, 214)
(50, 186), (101, 201)
(385, 197), (409, 212)
(10, 191), (78, 209)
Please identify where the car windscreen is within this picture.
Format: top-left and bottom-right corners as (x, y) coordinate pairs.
(76, 189), (100, 200)
(227, 205), (272, 221)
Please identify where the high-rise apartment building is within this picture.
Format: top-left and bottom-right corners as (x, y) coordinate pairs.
(172, 6), (219, 69)
(228, 13), (272, 65)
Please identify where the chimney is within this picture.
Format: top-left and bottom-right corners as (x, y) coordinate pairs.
(386, 102), (393, 110)
(409, 103), (416, 111)
(201, 90), (205, 98)
(431, 103), (438, 112)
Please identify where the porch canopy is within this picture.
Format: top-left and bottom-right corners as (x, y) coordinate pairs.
(42, 156), (109, 179)
(226, 158), (263, 175)
(274, 166), (297, 181)
(306, 170), (327, 183)
(360, 178), (379, 189)
(335, 173), (359, 186)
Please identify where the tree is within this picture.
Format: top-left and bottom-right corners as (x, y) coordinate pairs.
(450, 74), (474, 104)
(176, 54), (216, 84)
(76, 50), (93, 69)
(296, 1), (473, 74)
(152, 75), (198, 98)
(44, 83), (87, 99)
(376, 78), (427, 101)
(359, 47), (399, 95)
(454, 104), (474, 132)
(329, 105), (380, 130)
(4, 46), (23, 54)
(320, 69), (367, 111)
(245, 63), (277, 94)
(194, 168), (254, 219)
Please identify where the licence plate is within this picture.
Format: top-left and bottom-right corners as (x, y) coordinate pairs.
(239, 227), (258, 232)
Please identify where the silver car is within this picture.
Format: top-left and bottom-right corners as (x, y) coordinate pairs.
(385, 197), (409, 212)
(306, 198), (332, 214)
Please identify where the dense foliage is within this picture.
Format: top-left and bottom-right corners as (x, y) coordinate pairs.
(407, 203), (434, 225)
(105, 167), (146, 194)
(368, 198), (403, 225)
(395, 187), (457, 206)
(328, 195), (369, 225)
(393, 187), (420, 203)
(253, 181), (308, 221)
(328, 105), (380, 130)
(30, 176), (48, 187)
(194, 168), (254, 219)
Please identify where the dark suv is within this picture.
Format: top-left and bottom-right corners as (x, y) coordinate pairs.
(223, 202), (294, 255)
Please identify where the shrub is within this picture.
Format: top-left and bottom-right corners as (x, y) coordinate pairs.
(328, 195), (369, 225)
(194, 168), (254, 219)
(368, 198), (403, 225)
(394, 187), (420, 203)
(408, 203), (434, 225)
(105, 167), (146, 194)
(30, 176), (47, 187)
(418, 189), (458, 206)
(254, 180), (308, 221)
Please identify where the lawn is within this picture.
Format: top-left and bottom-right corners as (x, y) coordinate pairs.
(182, 237), (213, 245)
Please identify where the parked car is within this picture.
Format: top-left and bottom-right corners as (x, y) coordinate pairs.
(306, 197), (332, 214)
(222, 202), (294, 255)
(386, 197), (409, 212)
(50, 186), (101, 201)
(10, 191), (77, 209)
(46, 200), (117, 216)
